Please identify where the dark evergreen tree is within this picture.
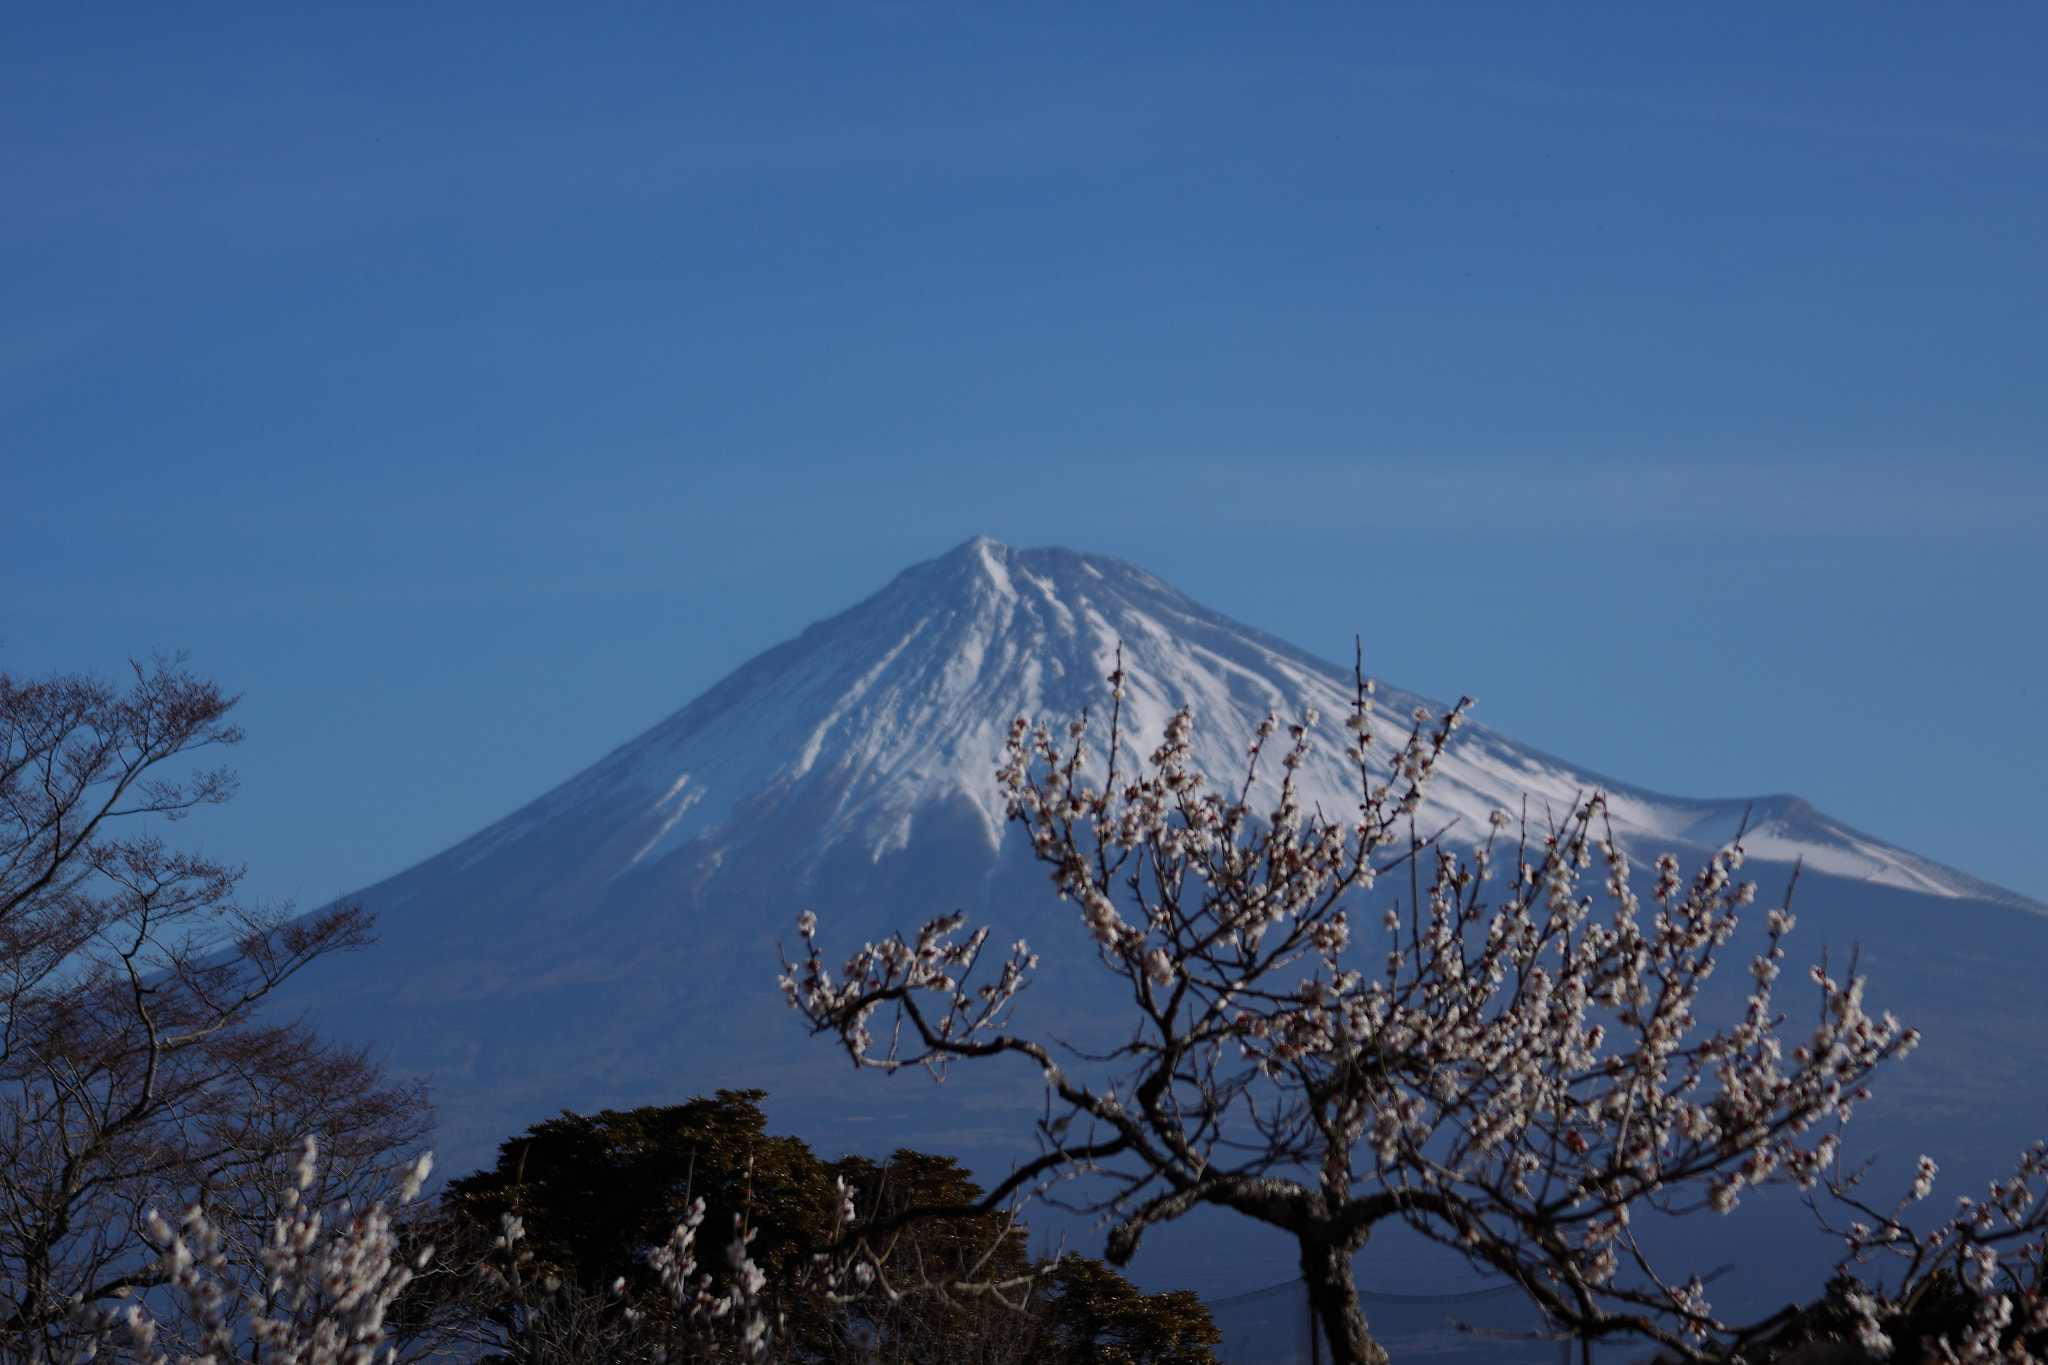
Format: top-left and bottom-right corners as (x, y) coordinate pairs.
(436, 1094), (1222, 1365)
(1042, 1255), (1221, 1365)
(447, 1091), (838, 1325)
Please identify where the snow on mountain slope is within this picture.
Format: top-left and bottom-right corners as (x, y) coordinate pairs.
(272, 538), (2046, 1219)
(414, 536), (2030, 916)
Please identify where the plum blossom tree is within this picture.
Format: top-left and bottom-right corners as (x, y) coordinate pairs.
(783, 657), (1921, 1365)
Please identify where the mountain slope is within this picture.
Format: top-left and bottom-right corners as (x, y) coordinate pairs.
(271, 538), (2048, 1322)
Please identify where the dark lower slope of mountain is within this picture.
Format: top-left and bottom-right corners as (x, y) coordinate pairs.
(286, 830), (2048, 1183)
(268, 539), (2046, 1313)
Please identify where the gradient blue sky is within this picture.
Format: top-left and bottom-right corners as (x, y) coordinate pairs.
(4, 4), (2044, 908)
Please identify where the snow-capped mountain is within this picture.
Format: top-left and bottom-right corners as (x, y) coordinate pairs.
(273, 538), (2048, 1321)
(405, 535), (2021, 920)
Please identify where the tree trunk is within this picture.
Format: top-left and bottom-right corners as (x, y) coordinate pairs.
(1299, 1234), (1387, 1365)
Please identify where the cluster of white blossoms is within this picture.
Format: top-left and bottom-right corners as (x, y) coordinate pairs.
(84, 1138), (435, 1365)
(783, 660), (1941, 1362)
(1825, 1139), (2048, 1362)
(641, 1196), (773, 1361)
(49, 1139), (799, 1365)
(781, 905), (1038, 1076)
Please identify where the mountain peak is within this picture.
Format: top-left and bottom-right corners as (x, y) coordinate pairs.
(909, 537), (1166, 607)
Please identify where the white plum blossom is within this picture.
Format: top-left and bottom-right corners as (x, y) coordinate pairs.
(1819, 1136), (2048, 1364)
(106, 1136), (432, 1365)
(783, 659), (1926, 1365)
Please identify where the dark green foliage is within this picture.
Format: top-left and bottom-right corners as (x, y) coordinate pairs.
(830, 1147), (1030, 1281)
(437, 1093), (1222, 1365)
(446, 1089), (838, 1312)
(826, 1148), (1031, 1365)
(1871, 1268), (2045, 1364)
(1690, 1271), (2048, 1365)
(1886, 1268), (1985, 1356)
(1043, 1255), (1221, 1365)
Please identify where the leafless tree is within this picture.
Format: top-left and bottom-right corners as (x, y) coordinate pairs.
(0, 656), (429, 1362)
(785, 657), (1919, 1365)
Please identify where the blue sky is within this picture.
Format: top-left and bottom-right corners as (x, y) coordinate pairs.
(4, 3), (2044, 906)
